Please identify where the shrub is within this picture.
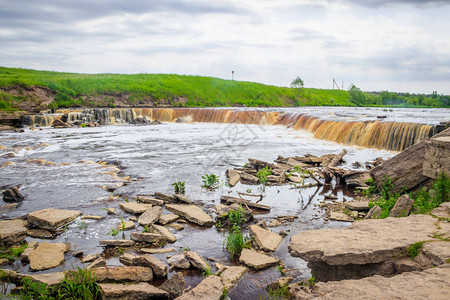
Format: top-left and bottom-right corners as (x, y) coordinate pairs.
(223, 225), (250, 257)
(172, 181), (185, 194)
(202, 173), (219, 189)
(256, 167), (272, 184)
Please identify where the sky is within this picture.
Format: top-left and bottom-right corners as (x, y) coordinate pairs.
(0, 0), (449, 94)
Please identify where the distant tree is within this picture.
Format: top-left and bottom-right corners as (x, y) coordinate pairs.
(291, 76), (304, 89)
(431, 91), (438, 99)
(348, 84), (366, 106)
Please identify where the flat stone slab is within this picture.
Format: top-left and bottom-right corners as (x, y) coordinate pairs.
(432, 202), (450, 218)
(227, 169), (240, 187)
(249, 225), (282, 252)
(289, 214), (441, 266)
(220, 196), (271, 211)
(344, 201), (370, 211)
(0, 219), (27, 245)
(185, 251), (208, 270)
(30, 272), (65, 286)
(175, 275), (223, 300)
(158, 214), (180, 225)
(239, 248), (279, 270)
(100, 282), (169, 299)
(140, 248), (175, 254)
(120, 202), (152, 214)
(136, 196), (164, 206)
(29, 242), (69, 271)
(290, 265), (450, 300)
(152, 224), (177, 243)
(81, 215), (105, 220)
(28, 208), (82, 231)
(120, 253), (168, 277)
(329, 211), (354, 222)
(93, 266), (153, 282)
(99, 240), (135, 247)
(138, 206), (162, 226)
(27, 228), (53, 238)
(165, 204), (213, 226)
(131, 232), (165, 243)
(220, 266), (247, 290)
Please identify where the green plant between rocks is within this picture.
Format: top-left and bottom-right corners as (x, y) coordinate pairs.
(57, 267), (101, 300)
(257, 167), (272, 184)
(223, 225), (251, 257)
(228, 205), (246, 227)
(201, 263), (212, 277)
(202, 173), (219, 189)
(0, 242), (28, 261)
(172, 181), (186, 194)
(406, 241), (426, 259)
(20, 277), (53, 300)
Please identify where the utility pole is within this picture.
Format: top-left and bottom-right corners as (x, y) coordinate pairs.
(333, 78), (341, 90)
(232, 70), (234, 81)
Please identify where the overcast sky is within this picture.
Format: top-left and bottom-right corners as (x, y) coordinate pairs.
(1, 0), (449, 94)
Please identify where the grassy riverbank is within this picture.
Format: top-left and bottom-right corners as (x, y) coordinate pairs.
(0, 67), (448, 111)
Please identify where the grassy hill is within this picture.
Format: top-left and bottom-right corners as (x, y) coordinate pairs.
(0, 67), (349, 111)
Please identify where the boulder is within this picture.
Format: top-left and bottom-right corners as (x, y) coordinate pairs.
(249, 225), (282, 252)
(99, 240), (135, 247)
(138, 206), (163, 226)
(185, 251), (208, 270)
(160, 272), (186, 299)
(137, 196), (164, 206)
(100, 282), (169, 299)
(120, 202), (152, 214)
(0, 219), (27, 245)
(28, 208), (82, 231)
(165, 204), (213, 226)
(93, 266), (153, 282)
(389, 194), (414, 217)
(289, 265), (450, 300)
(239, 249), (279, 270)
(167, 254), (190, 269)
(175, 275), (223, 300)
(219, 266), (247, 290)
(423, 136), (450, 179)
(226, 169), (240, 187)
(130, 232), (165, 244)
(2, 187), (24, 202)
(158, 214), (180, 225)
(29, 242), (69, 271)
(365, 205), (382, 219)
(152, 224), (177, 243)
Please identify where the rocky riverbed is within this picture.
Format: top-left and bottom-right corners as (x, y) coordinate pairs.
(1, 122), (449, 299)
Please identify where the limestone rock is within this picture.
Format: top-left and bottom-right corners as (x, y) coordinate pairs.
(29, 242), (69, 271)
(389, 194), (414, 217)
(219, 266), (247, 290)
(140, 248), (175, 254)
(138, 206), (163, 226)
(249, 225), (282, 252)
(289, 214), (440, 266)
(93, 266), (153, 282)
(158, 214), (180, 225)
(136, 196), (164, 206)
(152, 224), (177, 243)
(167, 254), (190, 269)
(365, 205), (382, 219)
(119, 221), (135, 231)
(269, 219), (282, 227)
(21, 241), (38, 261)
(81, 253), (100, 263)
(175, 275), (223, 300)
(87, 257), (106, 269)
(165, 204), (213, 226)
(100, 282), (169, 299)
(27, 228), (52, 238)
(431, 202), (450, 218)
(329, 211), (354, 222)
(266, 277), (294, 291)
(289, 265), (450, 300)
(227, 169), (240, 187)
(423, 135), (450, 179)
(344, 201), (370, 211)
(28, 208), (82, 231)
(107, 208), (116, 215)
(169, 224), (184, 231)
(185, 251), (208, 270)
(120, 202), (152, 214)
(154, 192), (176, 203)
(30, 272), (65, 286)
(2, 187), (24, 202)
(0, 219), (27, 245)
(99, 240), (135, 247)
(419, 241), (450, 266)
(120, 253), (168, 277)
(173, 194), (193, 204)
(240, 172), (259, 183)
(239, 249), (279, 270)
(130, 232), (165, 244)
(160, 272), (185, 299)
(81, 215), (105, 220)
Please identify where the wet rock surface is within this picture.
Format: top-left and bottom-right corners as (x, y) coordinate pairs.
(249, 225), (282, 252)
(160, 272), (185, 299)
(0, 219), (27, 245)
(29, 242), (69, 271)
(175, 275), (223, 300)
(100, 282), (169, 299)
(27, 208), (82, 231)
(165, 204), (213, 226)
(239, 248), (279, 270)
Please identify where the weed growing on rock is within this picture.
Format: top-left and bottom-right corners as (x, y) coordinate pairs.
(202, 263), (212, 277)
(57, 267), (100, 300)
(256, 167), (272, 184)
(0, 242), (28, 260)
(369, 176), (399, 218)
(202, 173), (219, 189)
(411, 172), (449, 214)
(221, 287), (229, 300)
(265, 285), (290, 300)
(406, 241), (426, 259)
(172, 181), (186, 194)
(228, 205), (245, 227)
(224, 225), (251, 257)
(20, 277), (53, 300)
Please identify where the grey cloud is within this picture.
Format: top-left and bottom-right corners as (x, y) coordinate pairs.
(337, 0), (449, 8)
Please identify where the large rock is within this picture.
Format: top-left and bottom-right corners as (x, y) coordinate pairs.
(154, 192), (176, 203)
(120, 253), (168, 277)
(120, 202), (152, 214)
(329, 211), (354, 222)
(173, 194), (193, 204)
(28, 208), (82, 231)
(365, 205), (382, 219)
(240, 172), (259, 183)
(0, 219), (27, 245)
(136, 196), (164, 206)
(2, 187), (24, 202)
(130, 232), (165, 244)
(152, 224), (177, 243)
(158, 214), (180, 225)
(165, 204), (213, 226)
(30, 272), (65, 286)
(100, 282), (169, 299)
(249, 225), (282, 252)
(29, 242), (69, 271)
(219, 266), (247, 290)
(138, 206), (163, 226)
(423, 136), (450, 179)
(344, 201), (370, 211)
(288, 214), (444, 281)
(289, 265), (450, 300)
(175, 275), (223, 300)
(226, 169), (240, 187)
(389, 194), (414, 217)
(160, 272), (185, 299)
(431, 202), (450, 218)
(167, 254), (190, 269)
(239, 249), (279, 270)
(93, 266), (153, 282)
(185, 251), (208, 270)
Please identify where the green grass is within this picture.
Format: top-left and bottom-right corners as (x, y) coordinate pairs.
(0, 242), (28, 260)
(406, 241), (425, 259)
(257, 167), (272, 184)
(223, 225), (251, 257)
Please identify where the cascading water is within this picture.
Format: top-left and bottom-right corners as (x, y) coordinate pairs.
(22, 107), (437, 151)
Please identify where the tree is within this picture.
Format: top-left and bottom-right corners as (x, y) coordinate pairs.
(291, 76), (304, 89)
(348, 84), (366, 106)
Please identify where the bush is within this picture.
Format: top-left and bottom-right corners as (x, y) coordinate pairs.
(223, 225), (250, 257)
(256, 167), (272, 184)
(201, 173), (219, 189)
(411, 172), (449, 214)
